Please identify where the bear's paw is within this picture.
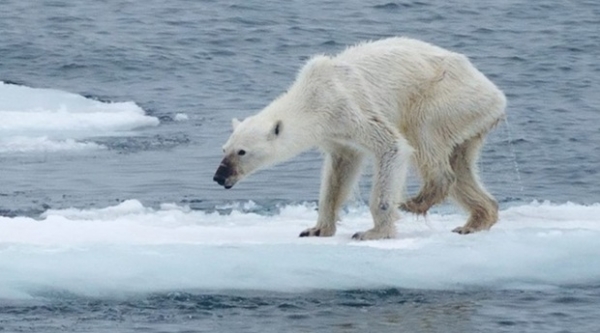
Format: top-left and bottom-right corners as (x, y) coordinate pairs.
(452, 226), (479, 235)
(351, 227), (396, 241)
(299, 226), (335, 237)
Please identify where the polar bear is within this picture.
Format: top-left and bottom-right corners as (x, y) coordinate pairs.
(213, 37), (506, 240)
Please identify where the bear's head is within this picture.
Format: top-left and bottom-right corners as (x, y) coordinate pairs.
(213, 58), (332, 189)
(213, 116), (287, 189)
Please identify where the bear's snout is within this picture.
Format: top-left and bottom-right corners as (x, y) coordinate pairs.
(213, 159), (235, 189)
(213, 173), (227, 186)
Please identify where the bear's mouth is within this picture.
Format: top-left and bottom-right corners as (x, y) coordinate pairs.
(213, 175), (235, 189)
(213, 173), (237, 189)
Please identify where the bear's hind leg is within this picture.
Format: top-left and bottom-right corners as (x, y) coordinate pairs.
(300, 147), (364, 237)
(449, 135), (498, 234)
(400, 149), (456, 215)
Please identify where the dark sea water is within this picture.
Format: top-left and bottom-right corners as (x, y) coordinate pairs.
(1, 0), (599, 332)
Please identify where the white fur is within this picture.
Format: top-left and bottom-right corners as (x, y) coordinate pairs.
(217, 37), (506, 239)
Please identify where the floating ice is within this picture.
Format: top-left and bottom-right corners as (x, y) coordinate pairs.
(174, 113), (189, 121)
(0, 200), (599, 299)
(0, 136), (106, 153)
(0, 82), (159, 153)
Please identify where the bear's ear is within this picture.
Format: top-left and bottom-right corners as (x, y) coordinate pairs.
(274, 121), (282, 136)
(231, 118), (241, 130)
(269, 120), (282, 140)
(273, 120), (283, 136)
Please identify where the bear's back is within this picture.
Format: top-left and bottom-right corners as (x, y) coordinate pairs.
(329, 37), (505, 140)
(336, 37), (457, 68)
(331, 37), (472, 92)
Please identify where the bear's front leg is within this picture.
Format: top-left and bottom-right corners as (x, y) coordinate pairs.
(351, 201), (398, 240)
(351, 159), (399, 240)
(300, 147), (363, 238)
(352, 139), (413, 241)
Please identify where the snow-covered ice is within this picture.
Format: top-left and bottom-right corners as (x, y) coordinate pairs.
(0, 200), (598, 299)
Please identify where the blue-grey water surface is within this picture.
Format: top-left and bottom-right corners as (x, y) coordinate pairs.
(1, 0), (599, 332)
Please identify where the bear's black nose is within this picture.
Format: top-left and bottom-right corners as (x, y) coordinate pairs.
(213, 175), (226, 186)
(214, 159), (233, 188)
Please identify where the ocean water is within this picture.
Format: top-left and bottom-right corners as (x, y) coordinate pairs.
(1, 0), (599, 332)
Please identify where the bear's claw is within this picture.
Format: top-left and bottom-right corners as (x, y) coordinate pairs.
(452, 226), (476, 234)
(299, 227), (335, 237)
(299, 229), (320, 237)
(351, 232), (365, 240)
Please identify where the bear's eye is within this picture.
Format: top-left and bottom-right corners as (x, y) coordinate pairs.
(238, 149), (246, 156)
